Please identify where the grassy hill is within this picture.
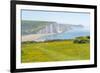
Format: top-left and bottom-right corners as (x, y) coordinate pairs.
(21, 20), (84, 36)
(21, 39), (90, 63)
(21, 20), (55, 35)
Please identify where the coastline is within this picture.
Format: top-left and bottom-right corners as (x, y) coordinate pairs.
(22, 33), (54, 42)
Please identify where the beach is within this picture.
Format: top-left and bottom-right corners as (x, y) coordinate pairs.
(22, 33), (54, 42)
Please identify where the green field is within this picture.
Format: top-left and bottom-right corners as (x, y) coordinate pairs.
(21, 39), (90, 63)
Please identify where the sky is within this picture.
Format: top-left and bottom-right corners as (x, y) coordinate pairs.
(21, 10), (90, 29)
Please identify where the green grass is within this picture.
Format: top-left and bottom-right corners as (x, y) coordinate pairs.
(21, 40), (90, 63)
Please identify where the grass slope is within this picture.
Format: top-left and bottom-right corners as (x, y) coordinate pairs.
(21, 40), (90, 63)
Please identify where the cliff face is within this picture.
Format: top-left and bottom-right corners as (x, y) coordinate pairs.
(37, 23), (83, 34)
(22, 20), (83, 35)
(37, 23), (66, 34)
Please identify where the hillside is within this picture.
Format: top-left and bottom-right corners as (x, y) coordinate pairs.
(21, 20), (83, 35)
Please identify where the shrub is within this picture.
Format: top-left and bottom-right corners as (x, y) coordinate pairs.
(73, 36), (90, 44)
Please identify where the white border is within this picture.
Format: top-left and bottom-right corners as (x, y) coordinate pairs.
(16, 4), (94, 69)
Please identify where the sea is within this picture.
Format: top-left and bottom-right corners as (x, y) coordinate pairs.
(38, 28), (90, 40)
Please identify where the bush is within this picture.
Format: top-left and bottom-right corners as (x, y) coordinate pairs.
(73, 36), (90, 43)
(86, 36), (90, 39)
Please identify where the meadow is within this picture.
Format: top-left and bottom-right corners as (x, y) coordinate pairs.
(21, 39), (90, 63)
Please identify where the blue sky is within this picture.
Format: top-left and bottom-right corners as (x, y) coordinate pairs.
(21, 10), (90, 29)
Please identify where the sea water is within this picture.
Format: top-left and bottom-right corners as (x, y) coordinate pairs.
(38, 28), (90, 40)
